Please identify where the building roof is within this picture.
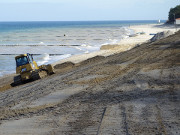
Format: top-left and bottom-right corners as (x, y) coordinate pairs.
(176, 18), (180, 20)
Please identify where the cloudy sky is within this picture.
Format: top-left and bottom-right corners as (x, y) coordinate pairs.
(0, 0), (179, 21)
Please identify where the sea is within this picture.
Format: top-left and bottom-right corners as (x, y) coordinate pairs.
(0, 20), (164, 77)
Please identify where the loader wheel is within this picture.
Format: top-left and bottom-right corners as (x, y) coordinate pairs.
(12, 75), (22, 86)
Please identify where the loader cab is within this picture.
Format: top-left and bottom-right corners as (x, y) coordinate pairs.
(15, 53), (33, 67)
(15, 53), (39, 74)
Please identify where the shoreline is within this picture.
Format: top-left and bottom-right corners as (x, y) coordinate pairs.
(52, 23), (180, 66)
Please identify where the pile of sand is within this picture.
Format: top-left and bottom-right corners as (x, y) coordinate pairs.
(150, 30), (174, 42)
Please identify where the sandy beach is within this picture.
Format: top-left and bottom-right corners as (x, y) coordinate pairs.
(0, 23), (180, 135)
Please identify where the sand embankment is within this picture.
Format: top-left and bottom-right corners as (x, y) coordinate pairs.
(0, 24), (180, 135)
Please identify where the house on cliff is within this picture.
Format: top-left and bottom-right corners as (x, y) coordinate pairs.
(175, 18), (180, 25)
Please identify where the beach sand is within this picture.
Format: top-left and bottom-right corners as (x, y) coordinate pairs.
(0, 24), (180, 135)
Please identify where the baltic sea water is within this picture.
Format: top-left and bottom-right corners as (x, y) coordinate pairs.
(0, 20), (164, 77)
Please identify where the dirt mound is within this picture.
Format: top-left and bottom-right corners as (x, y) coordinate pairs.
(78, 55), (105, 66)
(54, 61), (75, 69)
(100, 45), (119, 50)
(150, 30), (174, 42)
(152, 30), (180, 45)
(54, 61), (75, 74)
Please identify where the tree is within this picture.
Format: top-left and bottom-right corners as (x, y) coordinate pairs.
(168, 5), (180, 23)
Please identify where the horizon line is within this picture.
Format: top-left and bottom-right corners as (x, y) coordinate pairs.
(0, 19), (167, 22)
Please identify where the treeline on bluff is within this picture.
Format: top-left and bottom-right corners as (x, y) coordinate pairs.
(167, 5), (180, 24)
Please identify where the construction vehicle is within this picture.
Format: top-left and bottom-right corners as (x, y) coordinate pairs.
(12, 53), (54, 86)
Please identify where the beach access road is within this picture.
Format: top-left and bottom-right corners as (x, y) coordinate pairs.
(0, 30), (180, 135)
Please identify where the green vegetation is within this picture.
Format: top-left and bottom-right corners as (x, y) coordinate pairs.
(168, 5), (180, 23)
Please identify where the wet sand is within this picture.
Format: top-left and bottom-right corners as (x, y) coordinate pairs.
(0, 25), (180, 135)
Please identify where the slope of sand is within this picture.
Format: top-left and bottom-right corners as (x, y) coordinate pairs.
(0, 25), (180, 135)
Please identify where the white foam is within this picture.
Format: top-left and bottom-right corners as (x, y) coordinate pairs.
(75, 46), (83, 51)
(39, 42), (44, 45)
(50, 54), (71, 63)
(81, 44), (88, 47)
(36, 54), (72, 66)
(36, 53), (50, 65)
(84, 51), (89, 54)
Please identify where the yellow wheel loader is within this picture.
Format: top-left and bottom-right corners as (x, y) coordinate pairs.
(13, 53), (54, 86)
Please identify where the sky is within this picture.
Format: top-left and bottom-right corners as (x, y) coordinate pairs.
(0, 0), (179, 21)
